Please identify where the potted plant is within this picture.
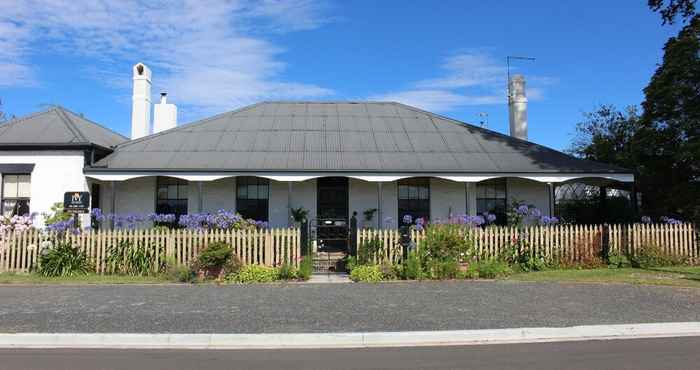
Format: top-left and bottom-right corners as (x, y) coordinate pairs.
(363, 208), (377, 228)
(291, 207), (309, 226)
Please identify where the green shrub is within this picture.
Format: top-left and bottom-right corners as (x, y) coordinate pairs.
(473, 259), (512, 279)
(378, 262), (400, 280)
(358, 238), (384, 264)
(402, 250), (423, 280)
(105, 240), (163, 276)
(517, 252), (550, 272)
(164, 256), (195, 283)
(278, 262), (298, 280)
(345, 256), (358, 273)
(297, 256), (313, 281)
(190, 242), (241, 280)
(607, 251), (631, 269)
(426, 259), (459, 279)
(228, 265), (280, 283)
(630, 243), (683, 268)
(170, 265), (195, 283)
(349, 265), (384, 283)
(43, 203), (72, 227)
(419, 224), (474, 262)
(39, 241), (92, 277)
(197, 242), (233, 269)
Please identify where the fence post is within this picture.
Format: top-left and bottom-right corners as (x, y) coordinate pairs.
(265, 229), (272, 266)
(601, 223), (610, 261)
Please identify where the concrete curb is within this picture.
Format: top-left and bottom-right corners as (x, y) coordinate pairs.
(1, 322), (699, 349)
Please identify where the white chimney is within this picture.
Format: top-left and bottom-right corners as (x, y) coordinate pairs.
(153, 92), (177, 133)
(508, 74), (528, 141)
(131, 63), (152, 139)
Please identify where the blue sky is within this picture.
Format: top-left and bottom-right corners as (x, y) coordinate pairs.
(0, 1), (683, 150)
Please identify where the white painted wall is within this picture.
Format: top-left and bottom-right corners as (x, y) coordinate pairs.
(187, 177), (237, 213)
(430, 178), (466, 220)
(349, 178), (380, 228)
(269, 179), (289, 227)
(507, 177), (551, 216)
(0, 150), (89, 227)
(91, 176), (553, 226)
(379, 181), (398, 228)
(288, 179), (316, 227)
(100, 177), (156, 216)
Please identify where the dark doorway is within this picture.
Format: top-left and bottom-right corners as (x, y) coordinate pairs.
(316, 177), (349, 251)
(91, 183), (101, 210)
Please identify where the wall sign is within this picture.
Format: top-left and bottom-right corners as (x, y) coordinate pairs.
(64, 191), (90, 213)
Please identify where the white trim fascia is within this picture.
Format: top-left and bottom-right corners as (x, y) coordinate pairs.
(84, 171), (634, 183)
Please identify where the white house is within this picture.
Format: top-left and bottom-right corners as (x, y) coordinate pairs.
(0, 63), (634, 245)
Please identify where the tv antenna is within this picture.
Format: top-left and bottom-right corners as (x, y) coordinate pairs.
(506, 56), (535, 98)
(478, 112), (489, 128)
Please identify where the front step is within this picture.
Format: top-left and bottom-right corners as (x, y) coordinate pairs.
(313, 251), (348, 273)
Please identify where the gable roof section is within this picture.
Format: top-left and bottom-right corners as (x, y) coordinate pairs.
(90, 102), (630, 174)
(0, 106), (128, 150)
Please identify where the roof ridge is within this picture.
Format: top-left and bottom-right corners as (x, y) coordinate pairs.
(0, 106), (60, 130)
(257, 100), (394, 104)
(58, 106), (129, 142)
(55, 107), (89, 144)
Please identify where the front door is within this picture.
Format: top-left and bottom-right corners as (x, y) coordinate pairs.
(316, 177), (349, 251)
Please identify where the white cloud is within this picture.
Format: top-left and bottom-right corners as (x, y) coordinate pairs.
(371, 51), (554, 112)
(0, 0), (333, 116)
(416, 53), (505, 89)
(240, 0), (331, 32)
(369, 89), (501, 112)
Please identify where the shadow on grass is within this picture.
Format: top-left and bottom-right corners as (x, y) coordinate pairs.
(642, 267), (700, 283)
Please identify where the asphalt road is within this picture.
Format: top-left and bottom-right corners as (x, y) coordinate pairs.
(1, 337), (699, 370)
(1, 281), (700, 333)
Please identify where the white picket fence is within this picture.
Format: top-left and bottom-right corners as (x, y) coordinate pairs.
(358, 223), (698, 264)
(0, 228), (301, 273)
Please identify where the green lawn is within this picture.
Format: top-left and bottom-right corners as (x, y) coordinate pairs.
(0, 273), (172, 285)
(508, 266), (700, 288)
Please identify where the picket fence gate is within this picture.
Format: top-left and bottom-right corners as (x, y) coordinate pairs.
(0, 228), (301, 273)
(358, 223), (698, 264)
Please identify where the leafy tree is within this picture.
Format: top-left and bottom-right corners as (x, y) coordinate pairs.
(569, 105), (641, 169)
(570, 16), (700, 223)
(649, 0), (697, 25)
(639, 14), (700, 222)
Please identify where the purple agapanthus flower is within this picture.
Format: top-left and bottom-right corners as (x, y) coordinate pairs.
(90, 208), (106, 222)
(383, 216), (393, 226)
(483, 212), (497, 224)
(46, 219), (78, 234)
(516, 204), (529, 215)
(148, 213), (177, 224)
(641, 216), (652, 224)
(661, 216), (682, 225)
(540, 216), (559, 225)
(402, 214), (413, 225)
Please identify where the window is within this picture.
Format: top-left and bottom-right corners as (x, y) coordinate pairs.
(476, 178), (507, 225)
(236, 177), (269, 221)
(156, 177), (188, 217)
(398, 178), (430, 224)
(2, 174), (31, 217)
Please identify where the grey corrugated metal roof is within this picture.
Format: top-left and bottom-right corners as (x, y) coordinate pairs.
(0, 106), (128, 149)
(90, 102), (630, 174)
